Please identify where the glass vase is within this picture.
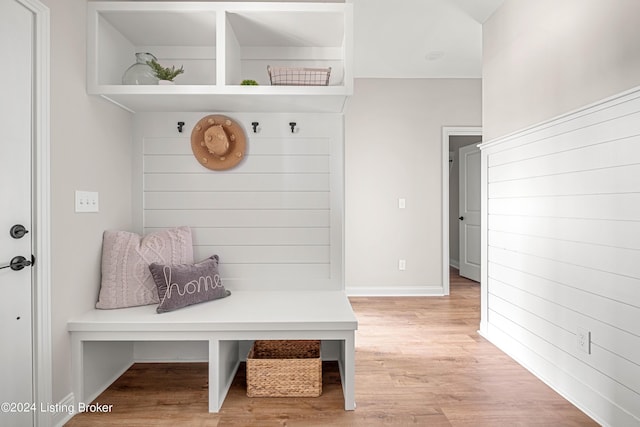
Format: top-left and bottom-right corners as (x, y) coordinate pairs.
(122, 52), (158, 85)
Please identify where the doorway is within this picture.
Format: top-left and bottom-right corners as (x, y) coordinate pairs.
(1, 3), (35, 424)
(441, 127), (481, 294)
(0, 1), (51, 425)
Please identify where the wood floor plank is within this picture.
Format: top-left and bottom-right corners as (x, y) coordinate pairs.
(65, 270), (597, 426)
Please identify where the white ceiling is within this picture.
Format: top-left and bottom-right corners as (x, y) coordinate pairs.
(352, 0), (504, 78)
(216, 0), (505, 78)
(114, 0), (505, 78)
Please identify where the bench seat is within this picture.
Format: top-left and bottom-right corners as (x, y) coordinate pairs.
(68, 290), (357, 412)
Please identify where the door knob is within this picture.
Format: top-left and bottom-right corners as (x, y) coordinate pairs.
(10, 224), (29, 239)
(458, 216), (464, 220)
(0, 255), (34, 271)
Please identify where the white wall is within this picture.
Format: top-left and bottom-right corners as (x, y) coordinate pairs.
(344, 78), (481, 295)
(42, 0), (133, 408)
(482, 1), (640, 425)
(483, 0), (640, 140)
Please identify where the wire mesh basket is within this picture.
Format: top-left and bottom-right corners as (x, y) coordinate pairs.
(267, 66), (331, 86)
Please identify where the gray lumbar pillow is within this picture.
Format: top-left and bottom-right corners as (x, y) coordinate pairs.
(149, 255), (231, 314)
(97, 226), (194, 309)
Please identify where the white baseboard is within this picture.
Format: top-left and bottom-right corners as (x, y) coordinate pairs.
(346, 285), (444, 296)
(52, 393), (75, 427)
(59, 361), (133, 426)
(85, 361), (134, 406)
(450, 259), (460, 269)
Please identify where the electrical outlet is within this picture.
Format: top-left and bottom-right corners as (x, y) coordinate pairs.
(75, 190), (99, 213)
(398, 198), (406, 209)
(398, 259), (406, 271)
(577, 327), (591, 354)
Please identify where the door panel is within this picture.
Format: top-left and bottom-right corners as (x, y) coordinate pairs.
(0, 1), (34, 426)
(459, 144), (481, 282)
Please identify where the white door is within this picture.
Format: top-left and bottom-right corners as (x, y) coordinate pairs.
(0, 1), (35, 426)
(458, 144), (481, 282)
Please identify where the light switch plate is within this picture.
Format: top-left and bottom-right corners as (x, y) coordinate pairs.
(75, 190), (99, 213)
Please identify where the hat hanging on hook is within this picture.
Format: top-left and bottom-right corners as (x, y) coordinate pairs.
(191, 115), (247, 171)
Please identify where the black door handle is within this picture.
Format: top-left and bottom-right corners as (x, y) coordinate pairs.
(458, 216), (464, 220)
(0, 255), (34, 271)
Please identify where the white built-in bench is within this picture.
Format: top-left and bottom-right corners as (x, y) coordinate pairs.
(68, 291), (357, 412)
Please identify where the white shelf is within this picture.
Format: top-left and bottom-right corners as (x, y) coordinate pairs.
(87, 1), (353, 113)
(96, 85), (349, 113)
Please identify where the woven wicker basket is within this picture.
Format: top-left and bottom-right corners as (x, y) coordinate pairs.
(246, 340), (322, 397)
(267, 66), (331, 86)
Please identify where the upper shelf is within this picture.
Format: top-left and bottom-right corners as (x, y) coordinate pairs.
(87, 1), (353, 113)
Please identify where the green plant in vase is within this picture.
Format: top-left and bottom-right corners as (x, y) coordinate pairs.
(147, 59), (185, 84)
(241, 79), (259, 86)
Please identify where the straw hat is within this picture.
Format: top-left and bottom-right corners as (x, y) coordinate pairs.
(191, 115), (246, 171)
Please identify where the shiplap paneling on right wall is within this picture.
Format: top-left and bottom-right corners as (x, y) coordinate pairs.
(479, 88), (640, 426)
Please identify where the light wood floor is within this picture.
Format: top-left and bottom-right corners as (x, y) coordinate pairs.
(66, 270), (597, 426)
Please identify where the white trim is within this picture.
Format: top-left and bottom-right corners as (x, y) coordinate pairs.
(16, 0), (52, 426)
(51, 393), (75, 427)
(83, 362), (134, 411)
(346, 285), (445, 297)
(441, 126), (482, 296)
(479, 84), (640, 151)
(479, 145), (489, 336)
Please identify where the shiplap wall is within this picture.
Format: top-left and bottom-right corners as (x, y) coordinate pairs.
(133, 112), (344, 292)
(480, 88), (640, 426)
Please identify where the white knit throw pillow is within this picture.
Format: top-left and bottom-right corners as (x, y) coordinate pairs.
(96, 226), (194, 309)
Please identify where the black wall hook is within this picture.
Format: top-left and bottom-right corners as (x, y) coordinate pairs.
(251, 122), (259, 133)
(289, 122), (297, 133)
(177, 121), (185, 133)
